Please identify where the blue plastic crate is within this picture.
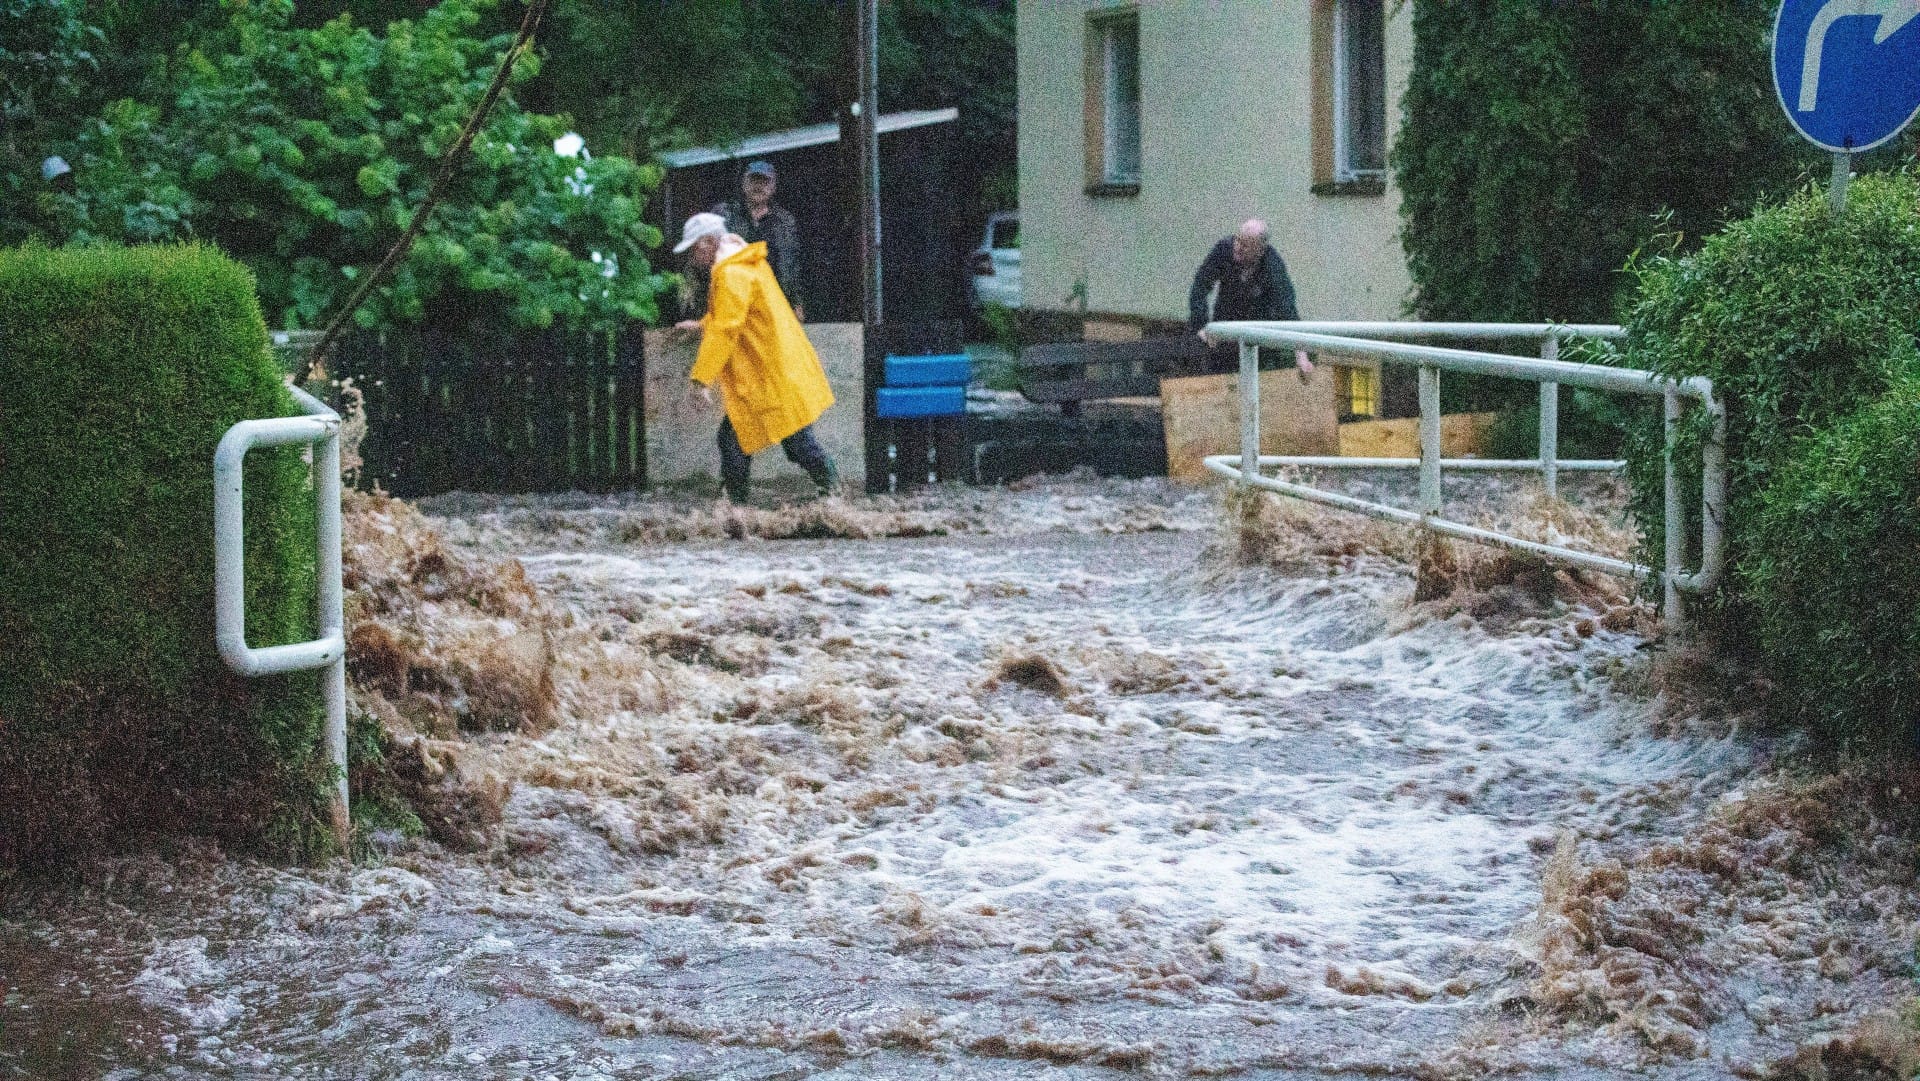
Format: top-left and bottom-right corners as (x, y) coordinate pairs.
(883, 353), (971, 387)
(875, 385), (966, 418)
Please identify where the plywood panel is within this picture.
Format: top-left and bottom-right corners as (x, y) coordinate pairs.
(1082, 319), (1145, 343)
(1161, 366), (1340, 482)
(1336, 411), (1498, 459)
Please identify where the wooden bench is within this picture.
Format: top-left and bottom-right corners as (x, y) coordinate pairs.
(1016, 335), (1213, 410)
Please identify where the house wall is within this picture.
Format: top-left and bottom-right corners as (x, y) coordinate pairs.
(1016, 0), (1414, 326)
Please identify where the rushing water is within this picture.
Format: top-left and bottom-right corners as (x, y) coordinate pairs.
(0, 477), (1901, 1080)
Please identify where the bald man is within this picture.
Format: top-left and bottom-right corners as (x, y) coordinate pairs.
(1189, 219), (1312, 374)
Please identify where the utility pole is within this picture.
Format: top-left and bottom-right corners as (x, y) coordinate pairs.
(842, 0), (885, 494)
(848, 0), (881, 325)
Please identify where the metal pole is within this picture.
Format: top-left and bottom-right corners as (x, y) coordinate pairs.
(214, 390), (350, 856)
(854, 0), (882, 326)
(1663, 390), (1685, 632)
(1696, 393), (1727, 594)
(1829, 150), (1851, 214)
(1538, 336), (1559, 499)
(1239, 340), (1260, 484)
(1418, 365), (1441, 515)
(315, 423), (349, 852)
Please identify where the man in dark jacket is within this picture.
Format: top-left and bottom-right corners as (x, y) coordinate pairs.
(1189, 218), (1311, 374)
(712, 160), (805, 321)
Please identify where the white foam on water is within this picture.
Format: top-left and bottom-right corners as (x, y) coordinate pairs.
(490, 503), (1741, 1052)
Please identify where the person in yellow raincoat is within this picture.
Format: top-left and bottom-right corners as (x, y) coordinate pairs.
(672, 212), (839, 503)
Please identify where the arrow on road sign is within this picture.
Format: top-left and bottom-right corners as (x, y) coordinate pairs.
(1800, 0), (1920, 111)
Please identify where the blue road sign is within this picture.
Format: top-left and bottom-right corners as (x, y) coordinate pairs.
(1774, 0), (1920, 152)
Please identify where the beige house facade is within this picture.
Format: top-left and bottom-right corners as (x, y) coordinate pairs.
(1016, 0), (1415, 331)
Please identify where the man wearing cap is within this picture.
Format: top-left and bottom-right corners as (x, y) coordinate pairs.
(671, 212), (839, 504)
(711, 160), (804, 321)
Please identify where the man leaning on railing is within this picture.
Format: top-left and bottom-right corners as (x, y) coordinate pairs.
(1189, 218), (1313, 377)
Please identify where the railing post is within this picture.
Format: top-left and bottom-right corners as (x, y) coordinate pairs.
(1538, 335), (1559, 499)
(1239, 339), (1260, 484)
(315, 419), (348, 850)
(1418, 364), (1441, 515)
(1700, 392), (1726, 593)
(213, 387), (350, 856)
(1663, 389), (1685, 632)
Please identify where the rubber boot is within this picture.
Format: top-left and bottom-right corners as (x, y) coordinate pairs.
(809, 458), (840, 499)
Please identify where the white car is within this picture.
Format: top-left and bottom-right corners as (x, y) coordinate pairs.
(968, 211), (1021, 310)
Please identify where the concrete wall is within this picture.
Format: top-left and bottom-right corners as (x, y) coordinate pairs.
(644, 323), (866, 494)
(1016, 0), (1414, 325)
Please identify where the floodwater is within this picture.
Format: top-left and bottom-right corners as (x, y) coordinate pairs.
(2, 475), (1912, 1080)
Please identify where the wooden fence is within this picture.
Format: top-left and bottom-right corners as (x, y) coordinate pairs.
(334, 326), (645, 497)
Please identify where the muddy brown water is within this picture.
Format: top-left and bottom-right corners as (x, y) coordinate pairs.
(0, 478), (1879, 1080)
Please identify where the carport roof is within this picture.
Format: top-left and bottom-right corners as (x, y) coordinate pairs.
(657, 108), (959, 170)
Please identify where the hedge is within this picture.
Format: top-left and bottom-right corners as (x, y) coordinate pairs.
(0, 243), (328, 870)
(1743, 376), (1920, 742)
(1395, 0), (1818, 324)
(1620, 171), (1920, 572)
(1617, 170), (1920, 744)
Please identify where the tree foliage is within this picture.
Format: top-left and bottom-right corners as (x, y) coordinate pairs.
(535, 0), (1012, 159)
(9, 0), (1013, 331)
(0, 0), (103, 244)
(533, 0), (1016, 224)
(35, 0), (667, 332)
(1394, 0), (1822, 323)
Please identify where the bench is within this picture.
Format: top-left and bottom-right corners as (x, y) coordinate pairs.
(1016, 335), (1212, 413)
(862, 321), (970, 492)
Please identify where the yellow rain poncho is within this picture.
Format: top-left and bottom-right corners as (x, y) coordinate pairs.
(689, 241), (834, 455)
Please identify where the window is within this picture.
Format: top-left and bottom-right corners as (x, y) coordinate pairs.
(1315, 0), (1386, 194)
(1334, 365), (1380, 419)
(1085, 9), (1140, 195)
(1333, 0), (1386, 179)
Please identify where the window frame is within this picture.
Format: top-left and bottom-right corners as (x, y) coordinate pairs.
(1084, 7), (1142, 197)
(1332, 0), (1386, 182)
(1314, 0), (1388, 197)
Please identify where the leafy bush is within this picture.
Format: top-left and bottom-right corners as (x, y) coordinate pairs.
(1485, 385), (1639, 463)
(0, 0), (101, 245)
(47, 0), (666, 332)
(1615, 170), (1920, 743)
(0, 244), (331, 870)
(1620, 170), (1920, 581)
(1395, 0), (1819, 323)
(1743, 376), (1920, 743)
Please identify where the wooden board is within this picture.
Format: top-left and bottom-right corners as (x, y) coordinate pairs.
(1082, 319), (1144, 343)
(1336, 411), (1498, 459)
(1161, 367), (1340, 482)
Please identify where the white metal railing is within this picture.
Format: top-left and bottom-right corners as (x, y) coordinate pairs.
(1201, 322), (1725, 630)
(213, 384), (348, 850)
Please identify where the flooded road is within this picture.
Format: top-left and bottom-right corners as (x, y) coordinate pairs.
(2, 477), (1910, 1079)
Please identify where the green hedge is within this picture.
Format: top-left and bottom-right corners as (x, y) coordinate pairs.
(1621, 171), (1920, 575)
(1395, 0), (1817, 324)
(1618, 171), (1920, 744)
(0, 243), (327, 870)
(1744, 377), (1920, 741)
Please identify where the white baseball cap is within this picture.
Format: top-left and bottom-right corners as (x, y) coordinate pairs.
(673, 211), (727, 254)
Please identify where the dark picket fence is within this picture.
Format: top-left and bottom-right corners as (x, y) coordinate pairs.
(335, 325), (645, 497)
